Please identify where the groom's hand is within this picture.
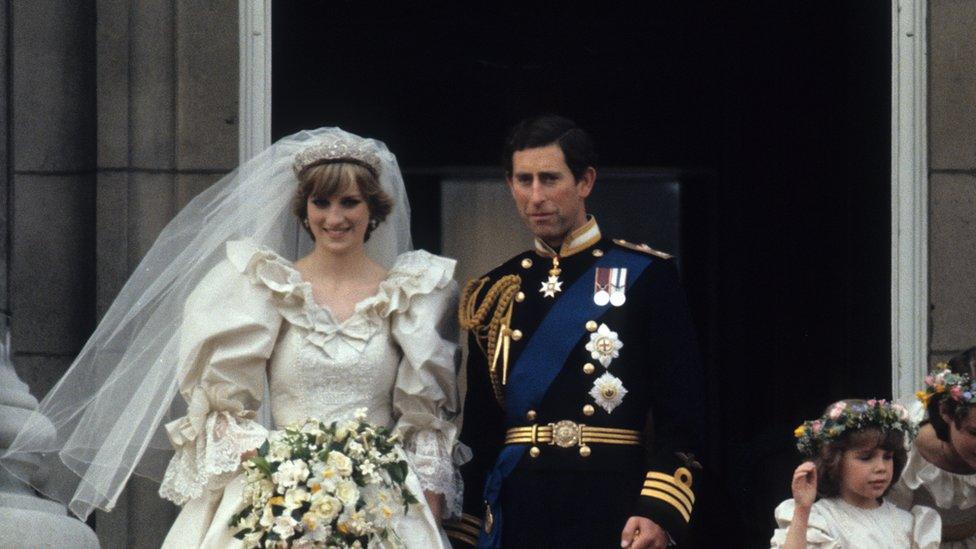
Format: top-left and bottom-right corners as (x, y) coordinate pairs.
(620, 516), (668, 548)
(424, 490), (445, 524)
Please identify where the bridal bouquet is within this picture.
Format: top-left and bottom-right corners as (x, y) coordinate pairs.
(229, 409), (417, 548)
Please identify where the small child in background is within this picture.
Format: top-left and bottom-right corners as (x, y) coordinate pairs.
(770, 399), (940, 548)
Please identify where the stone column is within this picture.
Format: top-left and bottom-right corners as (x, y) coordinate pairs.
(94, 0), (239, 546)
(928, 0), (976, 366)
(0, 320), (98, 548)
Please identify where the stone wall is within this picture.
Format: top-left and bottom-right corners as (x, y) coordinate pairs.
(1, 0), (239, 547)
(928, 0), (976, 367)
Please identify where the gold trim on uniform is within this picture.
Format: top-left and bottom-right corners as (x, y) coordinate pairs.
(444, 513), (483, 545)
(642, 468), (696, 522)
(613, 238), (673, 259)
(458, 274), (522, 406)
(534, 216), (602, 258)
(505, 423), (641, 448)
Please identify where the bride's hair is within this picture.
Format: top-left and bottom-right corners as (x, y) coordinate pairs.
(293, 161), (393, 241)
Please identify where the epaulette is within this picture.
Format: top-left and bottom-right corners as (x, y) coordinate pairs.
(613, 238), (673, 259)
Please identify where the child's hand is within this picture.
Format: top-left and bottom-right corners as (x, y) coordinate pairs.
(791, 461), (817, 509)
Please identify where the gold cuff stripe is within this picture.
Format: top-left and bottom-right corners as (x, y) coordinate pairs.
(640, 488), (691, 522)
(446, 531), (478, 546)
(643, 480), (694, 510)
(460, 513), (482, 528)
(446, 522), (481, 537)
(645, 471), (695, 500)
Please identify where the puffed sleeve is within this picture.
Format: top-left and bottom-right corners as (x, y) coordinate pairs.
(910, 505), (942, 549)
(380, 250), (461, 513)
(768, 499), (840, 549)
(158, 241), (283, 505)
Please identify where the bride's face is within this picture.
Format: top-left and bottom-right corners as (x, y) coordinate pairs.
(306, 183), (371, 254)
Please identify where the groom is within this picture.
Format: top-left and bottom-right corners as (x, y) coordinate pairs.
(445, 115), (705, 548)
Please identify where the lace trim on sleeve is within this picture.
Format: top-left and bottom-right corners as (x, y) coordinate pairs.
(158, 409), (268, 505)
(402, 429), (461, 517)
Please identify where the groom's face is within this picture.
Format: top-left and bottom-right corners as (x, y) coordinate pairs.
(507, 144), (594, 247)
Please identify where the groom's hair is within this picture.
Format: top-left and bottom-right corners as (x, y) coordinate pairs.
(503, 114), (597, 182)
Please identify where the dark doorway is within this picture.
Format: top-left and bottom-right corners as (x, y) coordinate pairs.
(272, 3), (891, 546)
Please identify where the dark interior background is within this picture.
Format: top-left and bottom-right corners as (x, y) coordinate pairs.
(272, 2), (891, 546)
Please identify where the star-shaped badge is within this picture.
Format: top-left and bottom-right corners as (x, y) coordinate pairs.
(539, 275), (563, 298)
(585, 323), (623, 367)
(589, 372), (628, 413)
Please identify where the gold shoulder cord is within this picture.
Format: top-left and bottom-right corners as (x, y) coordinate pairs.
(459, 274), (521, 406)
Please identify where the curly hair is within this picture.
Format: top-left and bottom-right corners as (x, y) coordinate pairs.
(292, 161), (393, 242)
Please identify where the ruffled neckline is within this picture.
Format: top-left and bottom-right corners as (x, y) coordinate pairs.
(900, 442), (976, 509)
(224, 240), (455, 355)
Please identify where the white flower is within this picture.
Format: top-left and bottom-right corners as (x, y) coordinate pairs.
(292, 539), (315, 549)
(259, 505), (275, 528)
(309, 491), (343, 521)
(346, 439), (366, 458)
(267, 439), (292, 462)
(327, 450), (354, 476)
(271, 514), (298, 540)
(306, 522), (333, 542)
(337, 508), (370, 537)
(336, 478), (361, 508)
(242, 531), (263, 548)
(589, 372), (628, 413)
(283, 487), (310, 510)
(300, 420), (324, 437)
(354, 407), (369, 422)
(829, 402), (847, 419)
(585, 323), (623, 367)
(272, 459), (310, 489)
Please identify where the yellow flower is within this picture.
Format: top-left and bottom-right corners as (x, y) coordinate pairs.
(916, 390), (929, 405)
(935, 384), (945, 393)
(793, 424), (806, 438)
(269, 496), (285, 506)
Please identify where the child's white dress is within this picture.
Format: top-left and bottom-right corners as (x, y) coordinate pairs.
(770, 497), (940, 548)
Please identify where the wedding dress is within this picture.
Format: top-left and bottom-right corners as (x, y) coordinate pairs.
(159, 240), (458, 547)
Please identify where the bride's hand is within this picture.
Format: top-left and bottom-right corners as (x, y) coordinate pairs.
(240, 448), (258, 462)
(423, 490), (445, 524)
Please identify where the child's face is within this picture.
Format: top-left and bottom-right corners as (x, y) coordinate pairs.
(944, 411), (976, 470)
(838, 444), (894, 508)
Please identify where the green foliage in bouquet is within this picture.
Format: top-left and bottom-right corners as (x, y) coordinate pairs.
(229, 410), (418, 548)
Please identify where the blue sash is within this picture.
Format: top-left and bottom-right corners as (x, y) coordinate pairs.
(477, 249), (653, 548)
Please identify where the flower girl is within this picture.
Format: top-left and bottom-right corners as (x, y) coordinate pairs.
(770, 399), (940, 548)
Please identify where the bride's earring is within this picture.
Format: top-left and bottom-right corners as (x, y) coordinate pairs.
(368, 218), (379, 230)
(303, 218), (310, 228)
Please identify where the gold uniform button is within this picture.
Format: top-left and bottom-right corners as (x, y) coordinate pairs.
(592, 249), (604, 257)
(525, 410), (537, 421)
(511, 329), (523, 341)
(529, 446), (541, 458)
(583, 363), (595, 374)
(521, 258), (533, 269)
(579, 445), (591, 458)
(515, 291), (525, 302)
(585, 320), (598, 332)
(582, 404), (595, 416)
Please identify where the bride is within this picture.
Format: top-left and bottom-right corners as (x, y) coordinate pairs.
(1, 128), (461, 547)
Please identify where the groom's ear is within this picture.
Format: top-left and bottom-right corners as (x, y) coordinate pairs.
(576, 166), (596, 199)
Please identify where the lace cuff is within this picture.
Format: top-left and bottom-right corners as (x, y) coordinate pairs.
(402, 429), (459, 516)
(158, 409), (268, 505)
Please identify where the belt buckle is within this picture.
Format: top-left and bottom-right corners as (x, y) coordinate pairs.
(548, 420), (583, 448)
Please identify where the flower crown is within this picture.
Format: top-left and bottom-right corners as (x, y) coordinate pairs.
(292, 137), (382, 178)
(916, 362), (976, 407)
(793, 399), (916, 457)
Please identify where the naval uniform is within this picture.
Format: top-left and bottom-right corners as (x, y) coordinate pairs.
(444, 218), (705, 548)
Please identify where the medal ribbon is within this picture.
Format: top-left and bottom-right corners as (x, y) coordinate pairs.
(478, 248), (653, 548)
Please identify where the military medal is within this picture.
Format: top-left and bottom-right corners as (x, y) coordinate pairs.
(594, 267), (628, 307)
(539, 256), (563, 298)
(589, 372), (628, 413)
(585, 323), (623, 367)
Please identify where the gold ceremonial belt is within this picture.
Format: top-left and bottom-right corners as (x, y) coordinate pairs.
(505, 420), (642, 448)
